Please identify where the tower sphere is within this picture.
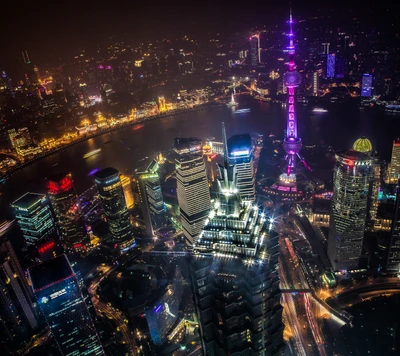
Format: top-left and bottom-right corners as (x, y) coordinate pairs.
(353, 137), (372, 153)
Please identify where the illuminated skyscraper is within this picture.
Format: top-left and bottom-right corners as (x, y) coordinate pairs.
(12, 193), (56, 245)
(249, 35), (260, 67)
(94, 168), (133, 244)
(29, 254), (104, 356)
(361, 73), (373, 97)
(227, 133), (255, 201)
(0, 233), (38, 352)
(389, 138), (400, 183)
(120, 175), (134, 209)
(136, 160), (165, 237)
(312, 71), (319, 96)
(192, 153), (285, 355)
(387, 178), (400, 274)
(47, 173), (88, 251)
(327, 53), (335, 78)
(328, 150), (372, 271)
(174, 137), (211, 244)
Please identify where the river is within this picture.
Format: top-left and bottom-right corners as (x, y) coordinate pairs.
(0, 98), (398, 217)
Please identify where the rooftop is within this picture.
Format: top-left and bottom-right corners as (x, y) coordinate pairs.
(174, 137), (202, 151)
(94, 167), (119, 180)
(11, 192), (45, 209)
(228, 134), (252, 155)
(336, 149), (371, 161)
(29, 254), (74, 292)
(46, 172), (71, 183)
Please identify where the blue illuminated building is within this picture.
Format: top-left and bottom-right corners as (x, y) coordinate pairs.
(145, 267), (184, 345)
(361, 74), (373, 97)
(327, 53), (335, 78)
(29, 254), (104, 356)
(11, 192), (56, 245)
(94, 167), (134, 245)
(227, 134), (255, 201)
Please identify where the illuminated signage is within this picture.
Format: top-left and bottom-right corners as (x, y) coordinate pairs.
(342, 158), (354, 166)
(38, 241), (55, 254)
(49, 288), (67, 299)
(231, 150), (249, 157)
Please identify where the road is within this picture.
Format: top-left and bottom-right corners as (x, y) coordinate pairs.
(87, 265), (138, 355)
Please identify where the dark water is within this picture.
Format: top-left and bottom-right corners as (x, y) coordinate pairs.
(0, 100), (398, 217)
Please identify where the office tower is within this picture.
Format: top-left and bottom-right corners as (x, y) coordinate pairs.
(361, 74), (373, 97)
(327, 53), (335, 78)
(312, 71), (319, 96)
(192, 155), (285, 356)
(29, 254), (104, 356)
(22, 50), (30, 64)
(387, 178), (400, 274)
(8, 127), (32, 150)
(12, 192), (56, 245)
(145, 266), (184, 345)
(249, 35), (260, 67)
(0, 234), (38, 352)
(120, 175), (134, 209)
(94, 168), (133, 244)
(227, 134), (256, 201)
(281, 12), (310, 179)
(47, 172), (88, 251)
(174, 137), (211, 244)
(389, 139), (400, 183)
(328, 150), (372, 271)
(136, 160), (165, 237)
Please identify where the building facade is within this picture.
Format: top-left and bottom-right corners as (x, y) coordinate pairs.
(29, 254), (104, 356)
(328, 150), (372, 271)
(0, 236), (38, 352)
(94, 168), (133, 245)
(174, 138), (211, 244)
(389, 139), (400, 183)
(227, 134), (255, 201)
(387, 178), (400, 274)
(47, 172), (88, 251)
(136, 160), (165, 237)
(12, 193), (56, 245)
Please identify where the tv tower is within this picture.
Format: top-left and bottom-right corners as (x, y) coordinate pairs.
(282, 9), (310, 176)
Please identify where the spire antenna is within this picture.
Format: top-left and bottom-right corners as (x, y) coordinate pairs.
(222, 122), (229, 167)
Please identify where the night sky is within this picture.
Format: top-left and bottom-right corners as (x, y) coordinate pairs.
(1, 0), (397, 69)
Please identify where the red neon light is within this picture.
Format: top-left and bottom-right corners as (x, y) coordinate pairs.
(38, 241), (55, 254)
(47, 176), (73, 195)
(59, 177), (73, 192)
(74, 243), (83, 249)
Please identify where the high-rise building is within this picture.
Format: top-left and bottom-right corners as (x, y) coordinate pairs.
(249, 35), (260, 67)
(312, 71), (319, 96)
(145, 266), (184, 345)
(227, 134), (256, 201)
(361, 73), (373, 97)
(387, 178), (400, 274)
(94, 168), (134, 245)
(192, 156), (285, 355)
(0, 232), (38, 352)
(120, 175), (134, 209)
(389, 139), (400, 183)
(29, 254), (104, 356)
(327, 53), (336, 78)
(136, 160), (165, 237)
(12, 193), (56, 245)
(328, 150), (372, 271)
(174, 137), (211, 244)
(47, 173), (88, 251)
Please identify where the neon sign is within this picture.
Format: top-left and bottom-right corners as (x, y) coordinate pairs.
(38, 241), (55, 254)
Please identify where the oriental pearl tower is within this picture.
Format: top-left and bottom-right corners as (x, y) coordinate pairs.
(281, 9), (310, 179)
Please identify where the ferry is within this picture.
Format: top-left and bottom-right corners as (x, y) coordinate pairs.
(133, 124), (144, 131)
(234, 108), (251, 114)
(385, 104), (400, 113)
(312, 107), (328, 113)
(83, 148), (101, 159)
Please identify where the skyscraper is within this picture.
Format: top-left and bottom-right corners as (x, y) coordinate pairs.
(227, 134), (256, 201)
(361, 73), (373, 97)
(249, 35), (260, 67)
(47, 172), (88, 251)
(312, 71), (319, 96)
(12, 192), (56, 245)
(387, 178), (400, 274)
(29, 254), (104, 356)
(0, 233), (38, 352)
(136, 160), (165, 237)
(174, 137), (211, 244)
(328, 150), (372, 271)
(120, 175), (134, 209)
(94, 168), (134, 245)
(192, 154), (285, 355)
(327, 53), (336, 78)
(389, 138), (400, 184)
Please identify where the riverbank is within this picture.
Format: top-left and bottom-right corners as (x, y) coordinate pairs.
(1, 103), (223, 180)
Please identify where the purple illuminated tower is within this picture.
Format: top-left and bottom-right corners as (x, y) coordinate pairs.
(282, 10), (310, 176)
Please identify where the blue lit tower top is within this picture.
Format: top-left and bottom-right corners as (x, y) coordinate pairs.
(282, 9), (310, 176)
